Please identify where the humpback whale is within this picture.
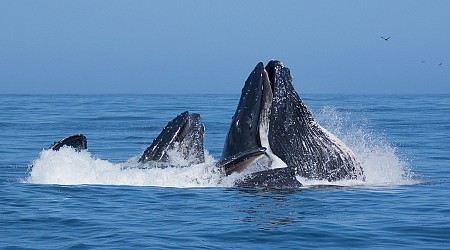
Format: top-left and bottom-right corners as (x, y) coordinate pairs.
(219, 60), (365, 187)
(43, 60), (364, 189)
(50, 134), (87, 152)
(139, 111), (205, 165)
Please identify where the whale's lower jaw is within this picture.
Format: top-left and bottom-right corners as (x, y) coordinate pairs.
(236, 167), (302, 189)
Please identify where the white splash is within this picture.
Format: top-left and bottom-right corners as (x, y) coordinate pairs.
(26, 108), (418, 188)
(27, 147), (225, 188)
(314, 107), (418, 187)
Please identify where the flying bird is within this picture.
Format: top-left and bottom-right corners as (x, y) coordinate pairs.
(438, 62), (443, 66)
(381, 36), (391, 41)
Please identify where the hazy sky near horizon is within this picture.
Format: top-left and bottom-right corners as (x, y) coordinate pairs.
(1, 1), (449, 94)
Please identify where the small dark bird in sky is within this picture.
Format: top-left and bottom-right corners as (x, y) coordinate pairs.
(421, 60), (426, 63)
(381, 36), (391, 41)
(438, 62), (443, 66)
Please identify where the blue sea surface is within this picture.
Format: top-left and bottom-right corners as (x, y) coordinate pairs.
(1, 94), (449, 249)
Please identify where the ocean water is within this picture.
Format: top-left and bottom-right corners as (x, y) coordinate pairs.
(1, 94), (449, 249)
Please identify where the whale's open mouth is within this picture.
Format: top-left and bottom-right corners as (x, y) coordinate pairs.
(220, 60), (365, 186)
(138, 111), (205, 165)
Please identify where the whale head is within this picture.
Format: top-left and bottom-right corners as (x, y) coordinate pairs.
(139, 111), (205, 165)
(220, 60), (365, 187)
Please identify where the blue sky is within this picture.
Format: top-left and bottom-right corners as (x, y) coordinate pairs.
(1, 1), (449, 94)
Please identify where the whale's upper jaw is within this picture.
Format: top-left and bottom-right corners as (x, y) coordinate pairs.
(264, 60), (284, 89)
